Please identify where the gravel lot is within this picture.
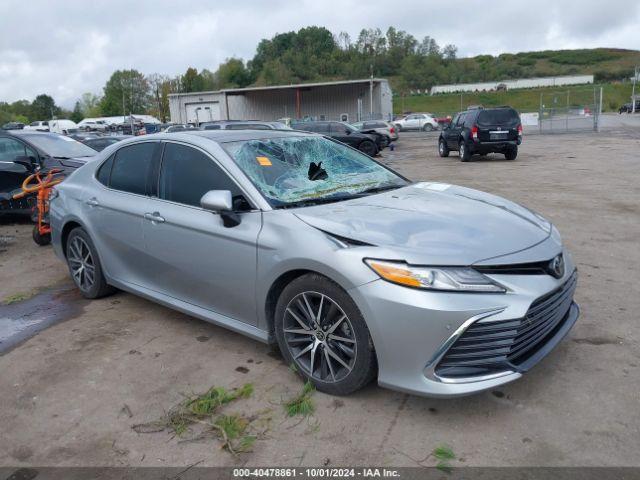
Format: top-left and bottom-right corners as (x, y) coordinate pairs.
(1, 131), (639, 468)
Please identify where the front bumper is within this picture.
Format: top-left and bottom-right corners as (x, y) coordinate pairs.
(348, 255), (579, 397)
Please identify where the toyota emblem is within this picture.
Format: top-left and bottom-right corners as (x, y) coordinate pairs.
(549, 254), (565, 279)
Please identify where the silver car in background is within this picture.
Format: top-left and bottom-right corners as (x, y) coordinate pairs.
(50, 130), (579, 397)
(351, 120), (399, 143)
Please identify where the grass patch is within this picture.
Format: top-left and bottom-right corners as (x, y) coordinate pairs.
(284, 381), (315, 417)
(433, 444), (456, 473)
(186, 384), (253, 415)
(3, 291), (34, 305)
(132, 383), (257, 455)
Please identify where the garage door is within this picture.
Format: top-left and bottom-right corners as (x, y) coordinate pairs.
(185, 103), (220, 124)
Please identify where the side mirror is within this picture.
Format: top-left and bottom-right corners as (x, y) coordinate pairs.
(344, 129), (351, 135)
(13, 155), (37, 173)
(200, 190), (241, 228)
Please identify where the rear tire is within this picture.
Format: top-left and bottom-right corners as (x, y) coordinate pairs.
(65, 227), (115, 299)
(459, 141), (470, 162)
(505, 146), (518, 160)
(423, 123), (434, 132)
(438, 138), (449, 157)
(358, 140), (377, 157)
(274, 274), (377, 396)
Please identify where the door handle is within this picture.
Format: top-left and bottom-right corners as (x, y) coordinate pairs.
(86, 198), (99, 207)
(144, 212), (165, 223)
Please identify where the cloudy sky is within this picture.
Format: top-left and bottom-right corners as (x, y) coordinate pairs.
(1, 0), (639, 107)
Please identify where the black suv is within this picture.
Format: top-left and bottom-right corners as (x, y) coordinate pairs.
(438, 106), (522, 161)
(619, 101), (640, 114)
(291, 121), (381, 156)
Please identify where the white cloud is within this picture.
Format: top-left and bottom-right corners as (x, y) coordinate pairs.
(0, 0), (639, 108)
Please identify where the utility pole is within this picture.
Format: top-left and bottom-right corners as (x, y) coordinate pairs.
(632, 65), (639, 113)
(369, 63), (374, 119)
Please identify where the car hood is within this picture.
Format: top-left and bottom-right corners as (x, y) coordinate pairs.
(293, 182), (552, 265)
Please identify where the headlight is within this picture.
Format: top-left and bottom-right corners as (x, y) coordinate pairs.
(364, 259), (506, 293)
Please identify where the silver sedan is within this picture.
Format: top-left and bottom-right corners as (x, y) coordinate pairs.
(50, 130), (579, 397)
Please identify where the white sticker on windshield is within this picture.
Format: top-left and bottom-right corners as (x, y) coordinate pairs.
(59, 136), (76, 141)
(414, 182), (451, 191)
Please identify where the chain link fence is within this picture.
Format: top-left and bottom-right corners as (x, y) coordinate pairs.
(538, 87), (603, 133)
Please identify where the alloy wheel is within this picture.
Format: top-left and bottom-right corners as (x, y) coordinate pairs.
(67, 236), (96, 292)
(283, 291), (357, 383)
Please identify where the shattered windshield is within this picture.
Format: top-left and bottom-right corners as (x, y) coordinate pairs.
(223, 135), (407, 207)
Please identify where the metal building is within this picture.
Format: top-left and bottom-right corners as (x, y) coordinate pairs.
(168, 79), (393, 125)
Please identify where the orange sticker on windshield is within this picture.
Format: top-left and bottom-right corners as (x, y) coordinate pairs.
(256, 156), (272, 166)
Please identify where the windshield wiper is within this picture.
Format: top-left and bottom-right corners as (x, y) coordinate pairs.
(356, 184), (403, 195)
(276, 194), (358, 209)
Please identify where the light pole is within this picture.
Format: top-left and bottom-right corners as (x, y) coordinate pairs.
(632, 65), (639, 114)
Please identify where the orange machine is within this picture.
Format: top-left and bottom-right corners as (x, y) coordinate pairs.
(12, 168), (65, 245)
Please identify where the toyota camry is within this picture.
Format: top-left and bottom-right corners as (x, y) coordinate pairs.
(50, 130), (579, 397)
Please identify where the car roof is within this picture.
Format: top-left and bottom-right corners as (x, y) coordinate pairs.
(153, 129), (314, 143)
(1, 130), (57, 137)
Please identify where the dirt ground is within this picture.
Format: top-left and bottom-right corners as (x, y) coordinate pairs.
(1, 131), (639, 468)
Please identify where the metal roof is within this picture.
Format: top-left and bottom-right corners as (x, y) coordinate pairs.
(168, 78), (388, 98)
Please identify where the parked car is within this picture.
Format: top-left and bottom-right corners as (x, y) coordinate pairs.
(351, 120), (399, 143)
(619, 101), (640, 113)
(81, 135), (133, 152)
(48, 119), (78, 135)
(69, 132), (103, 142)
(78, 120), (110, 132)
(291, 121), (381, 156)
(50, 129), (579, 397)
(1, 122), (25, 130)
(164, 124), (199, 133)
(438, 106), (522, 161)
(23, 121), (50, 132)
(200, 120), (291, 131)
(394, 113), (439, 132)
(0, 131), (97, 216)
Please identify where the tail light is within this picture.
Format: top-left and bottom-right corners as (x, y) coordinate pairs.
(517, 124), (523, 136)
(471, 125), (478, 141)
(389, 127), (395, 134)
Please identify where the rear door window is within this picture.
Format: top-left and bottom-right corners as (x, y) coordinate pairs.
(96, 154), (114, 186)
(477, 109), (520, 125)
(109, 142), (157, 195)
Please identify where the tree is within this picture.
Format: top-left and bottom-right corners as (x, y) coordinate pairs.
(100, 70), (150, 117)
(31, 94), (58, 120)
(182, 67), (204, 93)
(147, 73), (172, 122)
(216, 58), (252, 88)
(79, 92), (102, 117)
(71, 102), (83, 123)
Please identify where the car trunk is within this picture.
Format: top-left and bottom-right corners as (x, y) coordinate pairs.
(476, 109), (520, 142)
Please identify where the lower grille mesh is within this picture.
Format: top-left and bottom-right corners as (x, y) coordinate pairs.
(435, 271), (577, 379)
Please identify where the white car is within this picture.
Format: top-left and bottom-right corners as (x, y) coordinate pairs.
(48, 119), (78, 134)
(394, 113), (439, 132)
(78, 120), (109, 132)
(23, 121), (50, 132)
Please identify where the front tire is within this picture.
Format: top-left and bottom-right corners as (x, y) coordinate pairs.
(438, 138), (449, 157)
(274, 274), (377, 396)
(65, 227), (115, 299)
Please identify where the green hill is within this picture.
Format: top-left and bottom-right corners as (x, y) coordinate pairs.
(393, 82), (636, 115)
(390, 47), (640, 115)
